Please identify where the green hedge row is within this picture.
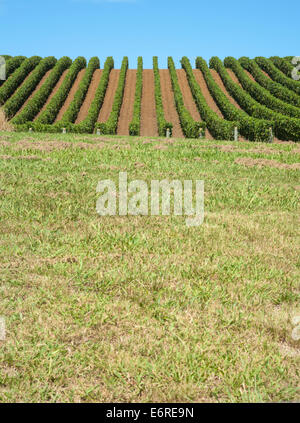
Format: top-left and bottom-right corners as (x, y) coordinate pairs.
(210, 57), (300, 141)
(11, 57), (72, 124)
(13, 57), (114, 134)
(224, 57), (300, 119)
(35, 57), (86, 124)
(270, 56), (297, 78)
(0, 56), (26, 87)
(284, 56), (300, 77)
(153, 57), (173, 136)
(0, 56), (42, 105)
(95, 56), (128, 134)
(129, 57), (143, 136)
(71, 56), (113, 133)
(4, 56), (57, 119)
(168, 57), (204, 138)
(255, 57), (300, 96)
(58, 57), (100, 125)
(239, 57), (300, 108)
(196, 57), (271, 142)
(181, 57), (236, 140)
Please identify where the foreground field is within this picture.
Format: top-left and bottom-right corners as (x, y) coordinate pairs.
(0, 132), (299, 402)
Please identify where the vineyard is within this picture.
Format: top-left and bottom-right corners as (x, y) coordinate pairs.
(1, 55), (300, 142)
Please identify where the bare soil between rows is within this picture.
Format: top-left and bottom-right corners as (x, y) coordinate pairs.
(75, 69), (103, 124)
(55, 69), (86, 122)
(159, 69), (183, 138)
(97, 70), (120, 123)
(117, 70), (137, 135)
(140, 70), (158, 137)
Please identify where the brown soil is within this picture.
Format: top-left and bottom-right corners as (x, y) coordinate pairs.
(209, 69), (248, 141)
(244, 69), (256, 82)
(117, 70), (137, 135)
(193, 70), (223, 118)
(226, 68), (243, 87)
(176, 69), (201, 121)
(34, 69), (69, 120)
(55, 69), (85, 122)
(97, 70), (120, 123)
(140, 70), (158, 137)
(177, 69), (215, 140)
(15, 70), (52, 115)
(210, 69), (242, 110)
(159, 69), (183, 138)
(260, 68), (271, 79)
(75, 69), (103, 124)
(193, 69), (225, 140)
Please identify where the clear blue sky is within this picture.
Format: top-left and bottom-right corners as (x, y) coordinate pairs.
(1, 0), (299, 69)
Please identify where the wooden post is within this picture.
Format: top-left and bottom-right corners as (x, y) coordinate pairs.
(269, 127), (274, 143)
(234, 127), (238, 142)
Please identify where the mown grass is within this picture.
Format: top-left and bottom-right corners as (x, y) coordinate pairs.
(0, 131), (299, 403)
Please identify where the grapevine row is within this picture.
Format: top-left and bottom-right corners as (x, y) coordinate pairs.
(210, 57), (300, 141)
(168, 57), (204, 138)
(196, 57), (270, 141)
(224, 57), (300, 118)
(129, 57), (143, 136)
(153, 57), (173, 136)
(96, 56), (128, 134)
(181, 57), (236, 140)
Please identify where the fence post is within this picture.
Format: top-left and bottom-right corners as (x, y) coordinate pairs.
(234, 127), (238, 142)
(0, 56), (6, 81)
(269, 127), (274, 143)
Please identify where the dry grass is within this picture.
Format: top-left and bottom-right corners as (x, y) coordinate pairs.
(0, 109), (13, 132)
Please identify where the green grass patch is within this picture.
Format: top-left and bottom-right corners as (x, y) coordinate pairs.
(0, 131), (299, 402)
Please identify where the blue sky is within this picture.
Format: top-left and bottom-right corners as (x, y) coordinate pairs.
(1, 0), (299, 68)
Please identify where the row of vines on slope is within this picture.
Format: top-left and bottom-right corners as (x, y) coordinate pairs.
(153, 57), (173, 136)
(168, 57), (204, 138)
(95, 56), (128, 134)
(129, 57), (143, 136)
(4, 56), (57, 119)
(59, 57), (100, 126)
(35, 57), (86, 124)
(255, 57), (300, 96)
(181, 57), (236, 140)
(5, 55), (300, 141)
(0, 56), (42, 105)
(0, 56), (26, 87)
(12, 57), (72, 125)
(14, 57), (114, 134)
(239, 57), (300, 108)
(196, 57), (271, 141)
(210, 57), (300, 140)
(224, 57), (300, 119)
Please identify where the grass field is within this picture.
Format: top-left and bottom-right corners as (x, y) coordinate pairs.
(0, 131), (299, 403)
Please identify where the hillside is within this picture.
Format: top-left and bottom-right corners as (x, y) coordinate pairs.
(1, 55), (300, 142)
